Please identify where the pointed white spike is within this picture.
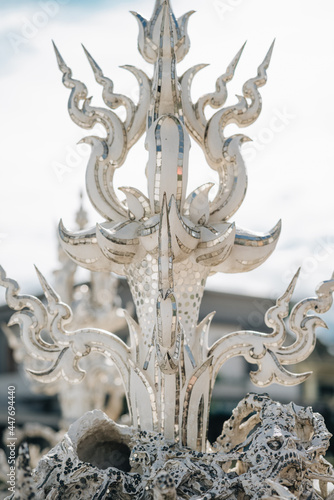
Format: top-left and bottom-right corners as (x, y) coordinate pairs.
(82, 44), (104, 82)
(52, 41), (70, 74)
(34, 265), (60, 303)
(280, 267), (301, 303)
(223, 41), (247, 82)
(261, 39), (276, 70)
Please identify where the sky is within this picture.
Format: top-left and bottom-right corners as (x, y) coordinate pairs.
(0, 0), (334, 339)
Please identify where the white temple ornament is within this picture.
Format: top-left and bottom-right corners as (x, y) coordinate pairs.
(1, 0), (334, 451)
(2, 0), (334, 498)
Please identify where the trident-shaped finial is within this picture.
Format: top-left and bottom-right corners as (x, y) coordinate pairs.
(131, 0), (195, 64)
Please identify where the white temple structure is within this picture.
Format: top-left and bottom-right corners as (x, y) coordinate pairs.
(1, 0), (334, 498)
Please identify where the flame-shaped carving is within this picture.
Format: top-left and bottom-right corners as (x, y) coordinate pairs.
(131, 0), (194, 64)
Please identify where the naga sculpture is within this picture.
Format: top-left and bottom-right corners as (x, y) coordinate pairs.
(2, 0), (334, 498)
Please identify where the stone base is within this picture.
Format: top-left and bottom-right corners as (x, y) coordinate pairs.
(5, 394), (334, 499)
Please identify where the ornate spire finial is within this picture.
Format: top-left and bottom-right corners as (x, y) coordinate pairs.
(131, 0), (194, 64)
(2, 1), (334, 459)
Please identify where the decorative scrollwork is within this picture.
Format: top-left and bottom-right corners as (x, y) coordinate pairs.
(2, 0), (334, 457)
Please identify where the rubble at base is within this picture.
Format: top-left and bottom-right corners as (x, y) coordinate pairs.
(4, 394), (334, 500)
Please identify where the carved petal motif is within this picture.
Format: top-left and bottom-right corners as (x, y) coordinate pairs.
(215, 221), (282, 273)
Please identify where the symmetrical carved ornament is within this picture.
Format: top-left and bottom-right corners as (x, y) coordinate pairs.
(2, 1), (334, 498)
(1, 0), (334, 452)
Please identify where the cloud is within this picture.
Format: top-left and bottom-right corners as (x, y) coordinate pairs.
(0, 0), (145, 69)
(0, 0), (136, 11)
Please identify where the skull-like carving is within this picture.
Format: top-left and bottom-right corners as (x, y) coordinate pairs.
(216, 393), (334, 499)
